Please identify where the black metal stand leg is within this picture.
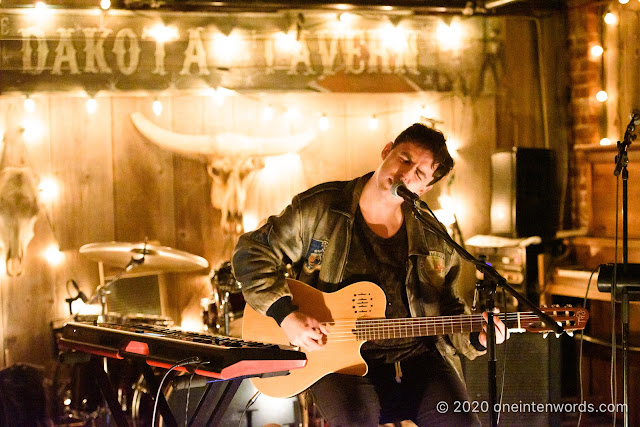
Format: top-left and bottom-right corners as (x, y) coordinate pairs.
(89, 357), (129, 427)
(140, 363), (178, 427)
(187, 378), (243, 426)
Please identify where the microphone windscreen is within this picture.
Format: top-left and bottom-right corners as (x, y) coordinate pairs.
(390, 181), (404, 197)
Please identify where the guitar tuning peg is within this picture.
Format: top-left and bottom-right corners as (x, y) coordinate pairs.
(566, 304), (573, 308)
(543, 332), (549, 339)
(566, 331), (574, 337)
(555, 333), (562, 338)
(552, 304), (559, 307)
(541, 304), (547, 308)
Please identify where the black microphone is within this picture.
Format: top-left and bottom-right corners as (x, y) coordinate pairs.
(390, 182), (430, 211)
(390, 181), (448, 233)
(390, 181), (421, 203)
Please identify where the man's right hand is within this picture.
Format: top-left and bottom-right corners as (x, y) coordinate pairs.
(280, 311), (330, 352)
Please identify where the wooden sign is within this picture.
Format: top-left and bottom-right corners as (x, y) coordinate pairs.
(0, 10), (502, 93)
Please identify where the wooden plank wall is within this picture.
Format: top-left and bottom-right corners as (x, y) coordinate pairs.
(0, 91), (497, 370)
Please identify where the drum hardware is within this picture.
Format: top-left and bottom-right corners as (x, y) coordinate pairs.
(78, 240), (209, 322)
(209, 261), (245, 336)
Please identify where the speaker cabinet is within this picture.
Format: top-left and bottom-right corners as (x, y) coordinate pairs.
(102, 270), (171, 318)
(490, 148), (558, 239)
(462, 333), (562, 427)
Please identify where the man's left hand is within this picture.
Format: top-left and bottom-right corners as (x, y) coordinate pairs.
(478, 309), (510, 347)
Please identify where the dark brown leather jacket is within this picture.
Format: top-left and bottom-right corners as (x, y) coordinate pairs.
(232, 172), (484, 378)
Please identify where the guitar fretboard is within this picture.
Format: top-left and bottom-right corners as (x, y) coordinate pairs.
(352, 312), (548, 340)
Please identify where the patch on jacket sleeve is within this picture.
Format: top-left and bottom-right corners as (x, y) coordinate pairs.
(303, 239), (328, 274)
(250, 224), (272, 246)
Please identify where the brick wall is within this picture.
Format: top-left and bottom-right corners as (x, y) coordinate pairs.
(567, 0), (601, 229)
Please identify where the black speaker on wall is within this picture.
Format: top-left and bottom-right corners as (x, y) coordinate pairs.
(490, 148), (558, 239)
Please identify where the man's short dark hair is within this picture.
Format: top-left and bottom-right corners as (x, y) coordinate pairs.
(392, 123), (454, 185)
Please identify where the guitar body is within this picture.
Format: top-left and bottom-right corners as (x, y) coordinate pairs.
(242, 279), (387, 398)
(242, 279), (590, 398)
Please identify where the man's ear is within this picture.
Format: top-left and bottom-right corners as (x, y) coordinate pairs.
(381, 141), (393, 160)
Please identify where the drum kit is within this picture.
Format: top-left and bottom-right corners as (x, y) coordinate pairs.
(59, 241), (247, 426)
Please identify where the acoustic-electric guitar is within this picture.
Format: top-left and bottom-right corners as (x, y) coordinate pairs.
(242, 278), (589, 398)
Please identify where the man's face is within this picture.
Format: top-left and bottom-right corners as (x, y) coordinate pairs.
(376, 141), (437, 198)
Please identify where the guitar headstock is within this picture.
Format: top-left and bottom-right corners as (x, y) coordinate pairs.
(516, 306), (589, 336)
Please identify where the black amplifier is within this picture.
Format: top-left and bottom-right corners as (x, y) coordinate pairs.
(466, 236), (548, 311)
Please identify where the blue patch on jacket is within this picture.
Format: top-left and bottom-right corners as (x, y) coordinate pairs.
(303, 239), (328, 274)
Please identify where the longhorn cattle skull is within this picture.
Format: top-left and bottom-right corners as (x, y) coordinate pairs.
(0, 121), (41, 277)
(130, 112), (314, 234)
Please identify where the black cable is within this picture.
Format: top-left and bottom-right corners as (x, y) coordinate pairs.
(577, 264), (600, 427)
(496, 286), (509, 425)
(151, 357), (202, 427)
(237, 390), (261, 427)
(184, 361), (207, 427)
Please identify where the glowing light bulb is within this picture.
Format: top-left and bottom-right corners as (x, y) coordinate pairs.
(604, 13), (618, 25)
(286, 107), (301, 121)
(263, 105), (274, 121)
(24, 97), (35, 113)
(319, 114), (329, 131)
(446, 137), (460, 155)
(86, 98), (97, 114)
(100, 0), (111, 10)
(145, 24), (179, 43)
(437, 20), (463, 51)
(596, 90), (608, 102)
(590, 45), (604, 57)
(369, 115), (379, 131)
(44, 245), (64, 266)
(34, 1), (46, 9)
(39, 177), (59, 203)
(152, 99), (163, 116)
(619, 0), (629, 4)
(21, 118), (43, 143)
(600, 138), (612, 146)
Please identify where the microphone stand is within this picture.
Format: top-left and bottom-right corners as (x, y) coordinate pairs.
(405, 198), (564, 427)
(598, 111), (640, 427)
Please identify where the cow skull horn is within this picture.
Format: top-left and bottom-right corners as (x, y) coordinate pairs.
(0, 113), (41, 277)
(130, 112), (315, 158)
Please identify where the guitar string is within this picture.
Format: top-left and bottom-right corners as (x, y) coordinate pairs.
(306, 313), (578, 341)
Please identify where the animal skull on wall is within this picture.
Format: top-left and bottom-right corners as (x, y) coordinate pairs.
(0, 121), (41, 277)
(130, 112), (314, 235)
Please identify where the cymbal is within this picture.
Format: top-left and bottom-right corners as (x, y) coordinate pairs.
(79, 242), (209, 273)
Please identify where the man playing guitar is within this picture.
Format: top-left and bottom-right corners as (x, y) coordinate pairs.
(232, 123), (508, 426)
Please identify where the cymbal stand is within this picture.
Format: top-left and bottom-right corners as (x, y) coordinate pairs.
(86, 246), (148, 323)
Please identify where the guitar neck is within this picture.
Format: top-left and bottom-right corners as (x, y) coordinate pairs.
(353, 312), (535, 340)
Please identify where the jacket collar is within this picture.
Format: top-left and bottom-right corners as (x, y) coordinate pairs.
(331, 171), (431, 256)
(329, 171), (373, 218)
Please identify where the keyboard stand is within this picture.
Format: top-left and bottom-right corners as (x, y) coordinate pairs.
(187, 377), (243, 426)
(85, 354), (244, 426)
(86, 355), (178, 427)
(89, 356), (130, 427)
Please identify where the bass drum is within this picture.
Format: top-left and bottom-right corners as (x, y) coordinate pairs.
(130, 372), (176, 427)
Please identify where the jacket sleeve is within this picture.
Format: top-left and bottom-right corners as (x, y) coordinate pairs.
(231, 195), (307, 316)
(440, 250), (486, 361)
